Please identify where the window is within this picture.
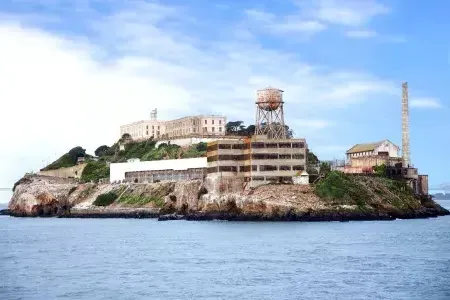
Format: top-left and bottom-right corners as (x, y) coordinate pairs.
(219, 127), (222, 132)
(146, 125), (148, 129)
(158, 126), (160, 130)
(219, 166), (237, 172)
(260, 165), (277, 172)
(219, 120), (222, 125)
(212, 120), (214, 125)
(205, 120), (207, 124)
(212, 127), (215, 132)
(279, 166), (291, 171)
(203, 127), (207, 132)
(146, 131), (148, 135)
(152, 125), (154, 130)
(293, 165), (305, 171)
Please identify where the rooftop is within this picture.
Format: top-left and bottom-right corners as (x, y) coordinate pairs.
(346, 141), (383, 154)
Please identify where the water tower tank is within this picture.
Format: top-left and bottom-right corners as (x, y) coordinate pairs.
(256, 88), (283, 111)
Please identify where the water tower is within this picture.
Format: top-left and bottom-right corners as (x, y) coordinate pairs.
(255, 87), (286, 139)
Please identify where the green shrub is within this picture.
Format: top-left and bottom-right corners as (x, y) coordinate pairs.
(117, 195), (164, 207)
(93, 192), (118, 206)
(315, 171), (370, 206)
(81, 161), (110, 183)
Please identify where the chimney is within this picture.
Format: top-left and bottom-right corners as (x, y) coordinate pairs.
(402, 82), (410, 167)
(150, 108), (157, 121)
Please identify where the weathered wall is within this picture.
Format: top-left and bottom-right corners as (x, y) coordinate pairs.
(38, 163), (87, 179)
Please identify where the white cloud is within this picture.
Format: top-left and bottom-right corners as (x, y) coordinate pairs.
(410, 97), (443, 109)
(312, 0), (390, 26)
(244, 9), (326, 35)
(0, 1), (406, 187)
(346, 29), (378, 38)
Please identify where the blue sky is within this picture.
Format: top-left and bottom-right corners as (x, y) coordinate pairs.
(0, 0), (448, 189)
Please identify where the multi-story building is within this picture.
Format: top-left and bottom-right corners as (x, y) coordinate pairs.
(164, 115), (226, 139)
(344, 139), (401, 173)
(206, 135), (308, 187)
(120, 120), (166, 140)
(120, 111), (226, 141)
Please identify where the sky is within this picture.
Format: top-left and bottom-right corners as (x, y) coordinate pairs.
(0, 0), (449, 191)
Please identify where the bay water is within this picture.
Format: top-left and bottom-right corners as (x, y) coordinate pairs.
(1, 200), (449, 300)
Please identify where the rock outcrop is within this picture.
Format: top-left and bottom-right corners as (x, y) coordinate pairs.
(8, 174), (450, 221)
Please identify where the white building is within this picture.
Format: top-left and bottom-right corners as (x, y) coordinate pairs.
(120, 109), (226, 141)
(346, 139), (400, 160)
(110, 157), (207, 183)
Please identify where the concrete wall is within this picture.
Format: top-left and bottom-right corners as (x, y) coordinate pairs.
(110, 157), (207, 182)
(38, 163), (87, 179)
(374, 140), (400, 157)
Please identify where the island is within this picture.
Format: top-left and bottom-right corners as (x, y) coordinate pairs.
(6, 139), (449, 221)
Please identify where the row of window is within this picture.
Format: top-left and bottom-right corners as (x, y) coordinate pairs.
(206, 142), (305, 152)
(205, 120), (222, 125)
(206, 165), (305, 173)
(207, 153), (305, 162)
(202, 127), (222, 133)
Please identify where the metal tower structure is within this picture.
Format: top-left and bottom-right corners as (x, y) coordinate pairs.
(402, 82), (411, 167)
(255, 87), (286, 139)
(150, 108), (157, 120)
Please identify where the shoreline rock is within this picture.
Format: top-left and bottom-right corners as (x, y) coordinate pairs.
(6, 174), (450, 222)
(0, 209), (10, 216)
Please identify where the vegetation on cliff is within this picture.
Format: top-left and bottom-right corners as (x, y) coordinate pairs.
(314, 171), (420, 210)
(93, 191), (118, 206)
(40, 147), (90, 171)
(41, 138), (207, 182)
(81, 161), (110, 183)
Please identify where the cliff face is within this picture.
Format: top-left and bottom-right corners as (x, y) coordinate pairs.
(8, 174), (450, 221)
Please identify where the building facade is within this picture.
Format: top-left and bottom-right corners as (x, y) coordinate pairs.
(120, 114), (226, 141)
(120, 120), (166, 140)
(206, 135), (307, 187)
(110, 157), (207, 183)
(344, 140), (401, 173)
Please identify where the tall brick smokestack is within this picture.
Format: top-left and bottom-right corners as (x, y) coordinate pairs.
(402, 82), (410, 167)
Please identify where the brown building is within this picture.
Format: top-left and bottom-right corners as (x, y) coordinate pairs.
(206, 135), (307, 187)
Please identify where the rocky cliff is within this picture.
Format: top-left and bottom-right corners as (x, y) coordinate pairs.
(7, 173), (450, 221)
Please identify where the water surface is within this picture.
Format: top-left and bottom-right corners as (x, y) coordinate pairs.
(1, 202), (450, 300)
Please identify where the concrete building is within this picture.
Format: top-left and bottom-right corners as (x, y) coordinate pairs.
(206, 135), (307, 187)
(344, 140), (401, 173)
(120, 120), (166, 140)
(109, 157), (207, 183)
(120, 109), (226, 141)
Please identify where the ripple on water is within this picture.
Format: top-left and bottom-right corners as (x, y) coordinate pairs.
(1, 217), (450, 300)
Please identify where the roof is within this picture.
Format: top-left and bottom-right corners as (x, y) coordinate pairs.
(346, 141), (383, 154)
(346, 139), (399, 154)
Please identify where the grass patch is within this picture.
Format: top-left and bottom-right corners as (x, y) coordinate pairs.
(81, 161), (110, 183)
(315, 171), (370, 207)
(117, 194), (164, 207)
(93, 191), (118, 206)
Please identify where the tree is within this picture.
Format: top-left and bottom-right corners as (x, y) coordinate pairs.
(196, 142), (207, 152)
(121, 133), (132, 142)
(319, 162), (331, 176)
(245, 125), (256, 136)
(285, 125), (294, 138)
(373, 164), (387, 177)
(94, 145), (110, 157)
(307, 149), (319, 164)
(225, 121), (244, 134)
(68, 146), (86, 164)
